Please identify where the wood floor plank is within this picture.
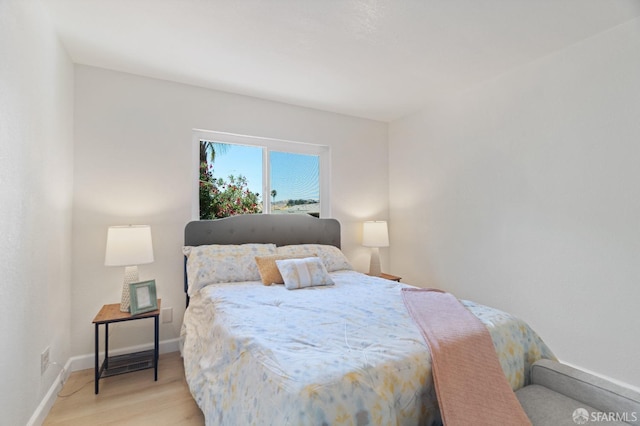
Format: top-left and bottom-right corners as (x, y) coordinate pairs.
(44, 351), (205, 425)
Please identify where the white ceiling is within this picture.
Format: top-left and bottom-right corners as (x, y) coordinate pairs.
(44, 0), (640, 122)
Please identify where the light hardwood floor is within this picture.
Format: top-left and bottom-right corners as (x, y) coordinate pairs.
(44, 351), (205, 425)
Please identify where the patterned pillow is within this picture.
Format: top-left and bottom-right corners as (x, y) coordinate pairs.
(276, 257), (335, 290)
(276, 244), (353, 272)
(183, 243), (277, 296)
(255, 254), (316, 286)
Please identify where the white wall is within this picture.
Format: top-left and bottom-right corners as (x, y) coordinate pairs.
(0, 1), (74, 424)
(72, 66), (388, 355)
(389, 18), (640, 387)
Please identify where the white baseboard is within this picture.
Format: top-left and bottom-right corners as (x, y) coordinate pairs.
(26, 358), (73, 426)
(27, 338), (181, 426)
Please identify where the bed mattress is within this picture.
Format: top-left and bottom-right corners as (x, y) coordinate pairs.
(181, 270), (554, 425)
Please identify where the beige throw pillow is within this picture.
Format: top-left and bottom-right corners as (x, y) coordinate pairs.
(255, 254), (316, 285)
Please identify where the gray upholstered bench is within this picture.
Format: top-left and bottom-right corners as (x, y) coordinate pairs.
(516, 359), (640, 426)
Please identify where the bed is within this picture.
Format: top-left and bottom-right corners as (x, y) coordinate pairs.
(180, 214), (554, 425)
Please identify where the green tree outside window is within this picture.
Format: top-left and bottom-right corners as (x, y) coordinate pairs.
(199, 141), (261, 219)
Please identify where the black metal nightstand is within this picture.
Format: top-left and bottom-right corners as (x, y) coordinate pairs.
(92, 300), (160, 394)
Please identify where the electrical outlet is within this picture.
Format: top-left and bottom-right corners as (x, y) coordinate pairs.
(41, 347), (50, 375)
(161, 307), (173, 323)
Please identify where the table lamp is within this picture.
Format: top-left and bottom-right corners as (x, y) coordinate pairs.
(362, 220), (389, 276)
(105, 225), (154, 312)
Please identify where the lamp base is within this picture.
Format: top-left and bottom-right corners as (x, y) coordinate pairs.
(120, 265), (139, 312)
(368, 247), (382, 277)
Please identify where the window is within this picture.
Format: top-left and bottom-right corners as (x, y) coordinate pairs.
(193, 130), (330, 219)
(270, 151), (320, 215)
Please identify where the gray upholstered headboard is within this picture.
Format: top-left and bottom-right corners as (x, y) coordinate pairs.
(184, 214), (340, 248)
(183, 214), (341, 304)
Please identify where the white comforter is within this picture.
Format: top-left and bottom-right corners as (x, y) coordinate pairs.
(181, 271), (554, 425)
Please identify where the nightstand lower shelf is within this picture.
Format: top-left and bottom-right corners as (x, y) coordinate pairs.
(99, 350), (155, 378)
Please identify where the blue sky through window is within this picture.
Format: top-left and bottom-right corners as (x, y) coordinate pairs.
(210, 144), (262, 196)
(270, 151), (319, 202)
(209, 143), (319, 203)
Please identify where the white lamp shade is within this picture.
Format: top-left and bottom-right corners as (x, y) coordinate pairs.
(362, 221), (389, 248)
(104, 225), (154, 266)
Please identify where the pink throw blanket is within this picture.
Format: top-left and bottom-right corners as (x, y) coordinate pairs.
(401, 288), (531, 426)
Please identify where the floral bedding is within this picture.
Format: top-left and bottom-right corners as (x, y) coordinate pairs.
(180, 270), (554, 425)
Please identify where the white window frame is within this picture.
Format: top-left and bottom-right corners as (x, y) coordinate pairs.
(192, 129), (331, 219)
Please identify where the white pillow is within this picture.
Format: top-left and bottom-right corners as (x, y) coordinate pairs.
(183, 243), (277, 296)
(276, 257), (335, 290)
(276, 244), (353, 272)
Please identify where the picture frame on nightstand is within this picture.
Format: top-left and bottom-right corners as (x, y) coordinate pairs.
(129, 279), (158, 315)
